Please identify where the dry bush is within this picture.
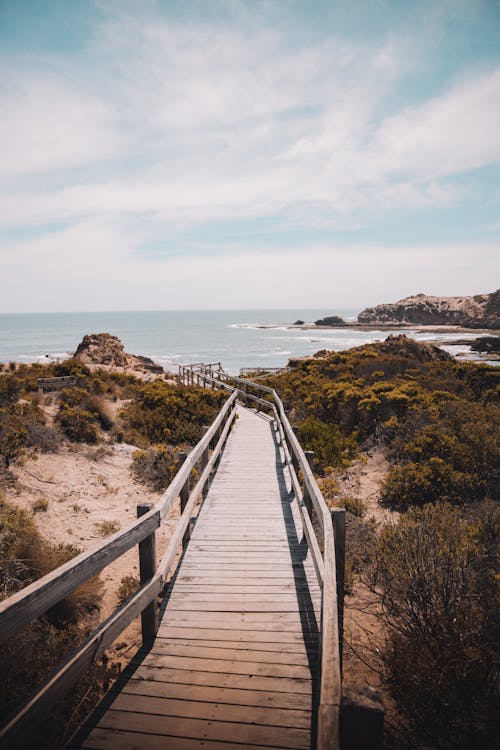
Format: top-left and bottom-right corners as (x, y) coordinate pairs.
(25, 423), (63, 453)
(117, 575), (140, 605)
(0, 497), (109, 748)
(371, 502), (499, 750)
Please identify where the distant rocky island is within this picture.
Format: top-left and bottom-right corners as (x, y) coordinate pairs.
(357, 290), (499, 329)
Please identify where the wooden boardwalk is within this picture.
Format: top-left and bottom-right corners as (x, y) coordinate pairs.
(70, 406), (321, 749)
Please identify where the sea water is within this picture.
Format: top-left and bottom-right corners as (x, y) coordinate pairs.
(0, 309), (490, 373)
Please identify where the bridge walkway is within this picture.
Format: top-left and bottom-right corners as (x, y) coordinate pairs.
(70, 406), (322, 749)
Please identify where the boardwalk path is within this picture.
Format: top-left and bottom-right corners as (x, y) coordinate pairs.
(71, 406), (322, 749)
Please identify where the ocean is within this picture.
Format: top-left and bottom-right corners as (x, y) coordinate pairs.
(0, 309), (490, 374)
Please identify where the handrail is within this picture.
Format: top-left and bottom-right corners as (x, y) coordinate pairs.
(179, 367), (342, 750)
(0, 389), (238, 748)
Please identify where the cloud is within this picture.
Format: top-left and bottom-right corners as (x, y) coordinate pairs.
(1, 2), (499, 313)
(1, 216), (497, 312)
(0, 70), (125, 176)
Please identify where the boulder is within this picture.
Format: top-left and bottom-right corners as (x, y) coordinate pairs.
(314, 315), (346, 326)
(74, 333), (163, 374)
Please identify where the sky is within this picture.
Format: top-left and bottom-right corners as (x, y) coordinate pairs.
(1, 0), (499, 313)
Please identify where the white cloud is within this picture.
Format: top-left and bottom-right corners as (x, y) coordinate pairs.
(1, 218), (497, 312)
(0, 70), (125, 176)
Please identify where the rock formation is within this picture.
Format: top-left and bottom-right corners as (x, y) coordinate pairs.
(358, 291), (499, 329)
(74, 333), (163, 374)
(314, 315), (346, 326)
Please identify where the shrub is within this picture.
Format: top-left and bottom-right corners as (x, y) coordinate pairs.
(331, 494), (366, 518)
(0, 407), (27, 467)
(298, 416), (357, 473)
(94, 520), (119, 536)
(32, 498), (49, 513)
(371, 502), (499, 750)
(120, 381), (226, 447)
(117, 575), (140, 605)
(25, 423), (63, 453)
(0, 497), (109, 747)
(131, 444), (185, 492)
(55, 405), (98, 443)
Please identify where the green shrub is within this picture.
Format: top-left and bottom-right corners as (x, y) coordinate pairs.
(120, 382), (226, 447)
(298, 416), (356, 472)
(55, 405), (98, 443)
(131, 444), (185, 491)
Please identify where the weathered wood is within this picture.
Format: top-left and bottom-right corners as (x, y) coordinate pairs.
(178, 452), (191, 549)
(332, 507), (346, 666)
(122, 678), (311, 710)
(137, 503), (158, 643)
(0, 507), (160, 645)
(0, 576), (162, 749)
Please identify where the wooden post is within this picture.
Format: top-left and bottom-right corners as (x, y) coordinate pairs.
(201, 427), (210, 485)
(331, 507), (346, 667)
(291, 426), (300, 474)
(136, 503), (158, 643)
(178, 452), (191, 549)
(341, 685), (384, 750)
(303, 450), (314, 518)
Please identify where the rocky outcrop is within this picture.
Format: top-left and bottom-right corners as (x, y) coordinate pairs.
(74, 333), (163, 374)
(358, 291), (500, 329)
(470, 336), (500, 354)
(314, 315), (346, 326)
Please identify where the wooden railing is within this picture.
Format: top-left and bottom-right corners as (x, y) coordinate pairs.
(179, 364), (344, 750)
(0, 390), (238, 749)
(37, 375), (77, 392)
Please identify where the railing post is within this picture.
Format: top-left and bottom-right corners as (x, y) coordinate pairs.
(136, 503), (158, 643)
(331, 507), (346, 667)
(303, 450), (314, 518)
(291, 425), (300, 474)
(201, 426), (210, 473)
(178, 452), (191, 549)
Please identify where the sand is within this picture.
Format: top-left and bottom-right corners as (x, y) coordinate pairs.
(6, 441), (179, 666)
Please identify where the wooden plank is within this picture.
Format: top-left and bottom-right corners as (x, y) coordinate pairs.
(152, 637), (317, 655)
(74, 727), (303, 750)
(165, 602), (314, 613)
(135, 653), (314, 680)
(93, 709), (310, 748)
(149, 643), (314, 666)
(118, 664), (312, 696)
(105, 693), (310, 728)
(156, 626), (317, 643)
(121, 678), (311, 710)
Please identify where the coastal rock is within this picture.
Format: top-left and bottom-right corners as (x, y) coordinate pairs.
(74, 333), (163, 374)
(358, 290), (500, 329)
(293, 319), (305, 325)
(470, 336), (500, 354)
(314, 315), (346, 326)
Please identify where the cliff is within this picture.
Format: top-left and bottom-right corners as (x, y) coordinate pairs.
(74, 333), (163, 374)
(358, 291), (500, 329)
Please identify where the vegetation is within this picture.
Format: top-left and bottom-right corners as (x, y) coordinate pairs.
(120, 381), (226, 447)
(117, 575), (140, 605)
(0, 496), (113, 749)
(265, 336), (499, 504)
(263, 335), (500, 748)
(371, 502), (499, 750)
(131, 444), (186, 491)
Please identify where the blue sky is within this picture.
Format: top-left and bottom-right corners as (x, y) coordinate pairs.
(1, 0), (499, 312)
